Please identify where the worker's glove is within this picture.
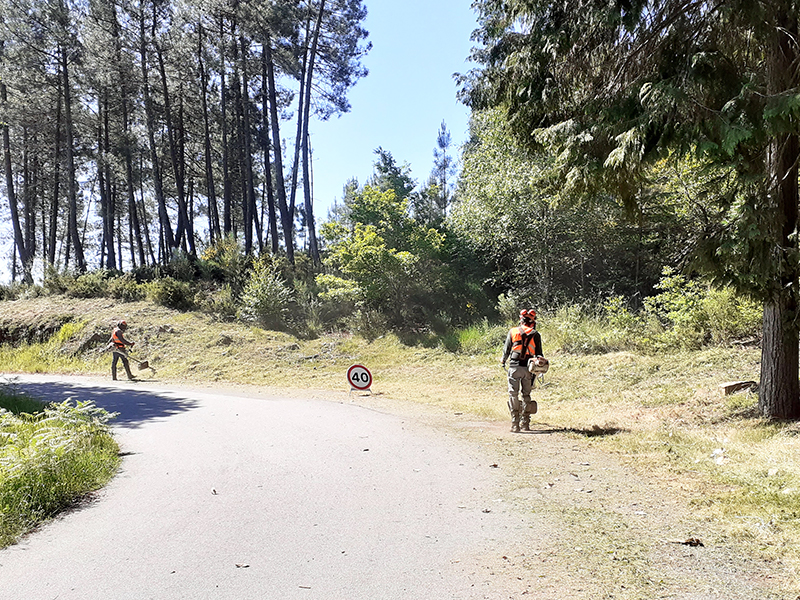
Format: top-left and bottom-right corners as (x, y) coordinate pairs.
(130, 342), (135, 347)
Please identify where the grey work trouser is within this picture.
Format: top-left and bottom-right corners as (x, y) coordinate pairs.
(112, 348), (134, 380)
(507, 366), (537, 424)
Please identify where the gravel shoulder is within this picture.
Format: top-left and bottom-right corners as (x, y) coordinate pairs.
(348, 390), (795, 600)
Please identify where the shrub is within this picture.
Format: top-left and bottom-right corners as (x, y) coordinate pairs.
(194, 284), (237, 319)
(456, 318), (508, 355)
(642, 268), (707, 349)
(0, 382), (45, 414)
(129, 265), (159, 284)
(165, 250), (197, 282)
(539, 270), (764, 355)
(65, 271), (111, 299)
(544, 303), (611, 354)
(0, 283), (25, 300)
(347, 308), (388, 341)
(107, 274), (145, 302)
(198, 235), (250, 294)
(316, 273), (360, 306)
(702, 287), (762, 344)
(42, 265), (70, 295)
(496, 293), (519, 324)
(145, 277), (195, 311)
(238, 256), (292, 328)
(0, 398), (119, 547)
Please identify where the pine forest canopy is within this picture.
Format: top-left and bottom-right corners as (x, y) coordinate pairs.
(0, 0), (370, 280)
(458, 0), (800, 419)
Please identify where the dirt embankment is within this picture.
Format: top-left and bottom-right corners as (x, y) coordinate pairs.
(0, 313), (74, 345)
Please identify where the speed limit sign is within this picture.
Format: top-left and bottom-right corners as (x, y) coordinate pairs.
(347, 364), (372, 392)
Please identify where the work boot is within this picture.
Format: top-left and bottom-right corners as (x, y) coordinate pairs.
(520, 421), (530, 432)
(510, 422), (520, 433)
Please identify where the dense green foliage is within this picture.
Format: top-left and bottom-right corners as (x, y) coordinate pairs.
(545, 270), (763, 355)
(318, 152), (494, 331)
(0, 390), (119, 547)
(451, 109), (695, 305)
(458, 0), (800, 418)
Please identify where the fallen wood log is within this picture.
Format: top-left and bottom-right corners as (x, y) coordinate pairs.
(719, 381), (757, 395)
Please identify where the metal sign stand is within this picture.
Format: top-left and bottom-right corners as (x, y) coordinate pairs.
(349, 386), (372, 396)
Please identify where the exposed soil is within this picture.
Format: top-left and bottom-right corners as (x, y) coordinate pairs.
(345, 391), (796, 600)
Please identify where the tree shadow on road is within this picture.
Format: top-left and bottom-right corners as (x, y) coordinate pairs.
(3, 379), (198, 429)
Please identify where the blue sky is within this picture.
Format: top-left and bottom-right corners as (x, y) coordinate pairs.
(309, 0), (479, 221)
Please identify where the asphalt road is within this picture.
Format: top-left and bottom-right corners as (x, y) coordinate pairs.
(0, 375), (523, 600)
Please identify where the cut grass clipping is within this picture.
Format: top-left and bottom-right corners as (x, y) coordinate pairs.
(0, 384), (119, 547)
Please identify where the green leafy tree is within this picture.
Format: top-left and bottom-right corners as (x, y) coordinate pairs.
(452, 109), (687, 304)
(367, 147), (416, 200)
(460, 0), (800, 418)
(318, 185), (448, 327)
(319, 150), (493, 329)
(415, 122), (457, 226)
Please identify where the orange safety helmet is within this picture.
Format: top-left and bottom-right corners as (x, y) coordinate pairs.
(117, 320), (127, 329)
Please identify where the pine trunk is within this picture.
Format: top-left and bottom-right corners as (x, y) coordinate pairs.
(301, 0), (325, 264)
(261, 43), (279, 253)
(99, 92), (116, 270)
(140, 0), (174, 260)
(62, 43), (85, 272)
(198, 23), (221, 242)
(240, 36), (261, 253)
(156, 37), (191, 254)
(1, 48), (33, 283)
(48, 80), (62, 267)
(220, 17), (232, 235)
(264, 32), (294, 263)
(760, 9), (800, 419)
(233, 35), (252, 254)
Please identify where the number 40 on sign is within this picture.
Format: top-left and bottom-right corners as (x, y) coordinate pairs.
(347, 364), (372, 393)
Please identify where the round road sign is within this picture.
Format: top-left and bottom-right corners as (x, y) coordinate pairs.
(347, 364), (372, 390)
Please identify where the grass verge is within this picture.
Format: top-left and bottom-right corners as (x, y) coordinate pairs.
(0, 381), (120, 547)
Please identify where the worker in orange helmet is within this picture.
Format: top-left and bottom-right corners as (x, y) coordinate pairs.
(500, 309), (543, 432)
(109, 320), (137, 381)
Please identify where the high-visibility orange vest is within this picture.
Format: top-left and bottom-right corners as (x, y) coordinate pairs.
(510, 325), (538, 359)
(111, 328), (127, 349)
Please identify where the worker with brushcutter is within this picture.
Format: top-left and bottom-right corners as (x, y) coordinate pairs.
(109, 320), (137, 381)
(501, 309), (545, 432)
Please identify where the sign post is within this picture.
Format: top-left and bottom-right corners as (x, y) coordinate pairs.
(347, 364), (372, 395)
